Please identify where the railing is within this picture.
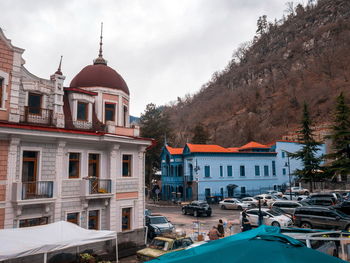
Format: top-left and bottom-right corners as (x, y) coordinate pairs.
(88, 178), (112, 194)
(65, 119), (107, 132)
(22, 107), (53, 125)
(21, 181), (54, 200)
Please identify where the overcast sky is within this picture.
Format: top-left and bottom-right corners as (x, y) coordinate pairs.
(0, 0), (287, 116)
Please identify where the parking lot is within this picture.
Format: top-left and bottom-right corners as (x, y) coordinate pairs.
(146, 203), (242, 237)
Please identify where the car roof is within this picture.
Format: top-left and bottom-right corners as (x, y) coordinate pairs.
(273, 200), (300, 203)
(247, 208), (269, 211)
(147, 215), (166, 218)
(295, 206), (333, 211)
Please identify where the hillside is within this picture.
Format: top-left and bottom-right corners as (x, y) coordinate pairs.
(164, 0), (350, 147)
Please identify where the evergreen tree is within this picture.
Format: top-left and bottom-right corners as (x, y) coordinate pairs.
(326, 93), (350, 180)
(191, 123), (209, 144)
(140, 103), (172, 185)
(290, 103), (323, 192)
(256, 15), (268, 36)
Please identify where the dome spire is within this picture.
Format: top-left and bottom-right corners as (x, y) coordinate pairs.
(94, 22), (107, 65)
(55, 55), (63, 75)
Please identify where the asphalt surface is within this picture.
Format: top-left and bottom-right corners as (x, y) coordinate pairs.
(119, 203), (242, 263)
(146, 203), (242, 238)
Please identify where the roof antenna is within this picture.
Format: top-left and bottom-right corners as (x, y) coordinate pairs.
(94, 22), (107, 65)
(55, 55), (63, 75)
(164, 133), (168, 146)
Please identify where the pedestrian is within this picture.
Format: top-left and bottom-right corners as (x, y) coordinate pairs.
(208, 226), (221, 240)
(262, 200), (268, 207)
(241, 212), (252, 232)
(217, 219), (225, 237)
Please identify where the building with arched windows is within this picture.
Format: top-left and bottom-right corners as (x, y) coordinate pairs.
(0, 27), (152, 254)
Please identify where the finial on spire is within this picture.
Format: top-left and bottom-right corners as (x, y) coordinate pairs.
(55, 55), (63, 75)
(99, 22), (103, 58)
(94, 22), (107, 65)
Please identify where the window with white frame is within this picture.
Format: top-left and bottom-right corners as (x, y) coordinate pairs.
(66, 212), (80, 225)
(122, 155), (132, 177)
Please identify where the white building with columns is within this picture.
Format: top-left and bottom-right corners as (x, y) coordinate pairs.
(0, 27), (152, 254)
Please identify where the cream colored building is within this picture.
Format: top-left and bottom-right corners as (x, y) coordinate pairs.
(0, 28), (151, 252)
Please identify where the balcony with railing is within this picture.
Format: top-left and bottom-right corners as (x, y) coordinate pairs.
(21, 107), (53, 126)
(12, 181), (55, 204)
(81, 178), (113, 199)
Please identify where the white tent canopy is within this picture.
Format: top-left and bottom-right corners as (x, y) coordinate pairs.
(0, 221), (117, 261)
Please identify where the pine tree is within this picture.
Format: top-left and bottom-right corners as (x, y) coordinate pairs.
(326, 93), (350, 180)
(140, 103), (172, 185)
(191, 123), (209, 144)
(256, 15), (268, 36)
(290, 103), (324, 192)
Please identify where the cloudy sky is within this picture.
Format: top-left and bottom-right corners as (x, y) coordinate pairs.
(0, 0), (287, 116)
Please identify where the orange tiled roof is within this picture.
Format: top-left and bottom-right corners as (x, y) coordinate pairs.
(239, 141), (269, 150)
(186, 143), (231, 153)
(227, 147), (240, 152)
(166, 145), (183, 155)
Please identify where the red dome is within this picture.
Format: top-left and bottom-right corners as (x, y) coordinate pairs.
(70, 64), (129, 95)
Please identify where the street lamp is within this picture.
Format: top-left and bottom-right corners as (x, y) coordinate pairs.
(194, 159), (200, 201)
(282, 150), (293, 201)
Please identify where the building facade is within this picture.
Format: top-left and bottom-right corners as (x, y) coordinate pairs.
(160, 141), (325, 201)
(0, 28), (152, 250)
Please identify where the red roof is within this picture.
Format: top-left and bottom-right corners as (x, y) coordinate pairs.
(166, 146), (183, 155)
(239, 141), (269, 150)
(64, 87), (98, 96)
(227, 147), (239, 152)
(186, 143), (230, 153)
(70, 64), (129, 95)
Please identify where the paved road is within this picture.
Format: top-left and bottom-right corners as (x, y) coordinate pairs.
(119, 204), (242, 263)
(146, 203), (242, 238)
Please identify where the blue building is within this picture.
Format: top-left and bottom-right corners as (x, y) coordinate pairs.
(160, 141), (325, 201)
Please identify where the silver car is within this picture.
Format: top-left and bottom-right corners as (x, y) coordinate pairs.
(219, 198), (251, 210)
(271, 200), (305, 215)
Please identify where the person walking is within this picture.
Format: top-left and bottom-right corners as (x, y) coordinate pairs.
(208, 226), (221, 240)
(217, 219), (225, 237)
(241, 211), (252, 232)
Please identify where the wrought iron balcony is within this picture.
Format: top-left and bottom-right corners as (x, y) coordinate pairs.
(21, 107), (53, 126)
(89, 178), (112, 194)
(81, 178), (112, 198)
(22, 181), (54, 199)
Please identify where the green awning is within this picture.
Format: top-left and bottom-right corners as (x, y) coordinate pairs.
(148, 225), (346, 263)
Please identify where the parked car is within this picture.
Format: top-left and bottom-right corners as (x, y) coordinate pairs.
(266, 190), (283, 197)
(241, 197), (259, 207)
(309, 193), (342, 203)
(137, 235), (193, 261)
(342, 192), (350, 201)
(181, 201), (212, 217)
(303, 197), (335, 206)
(241, 208), (293, 227)
(254, 194), (277, 206)
(282, 192), (308, 201)
(270, 200), (306, 215)
(219, 198), (252, 210)
(334, 201), (350, 215)
(285, 186), (310, 195)
(293, 206), (350, 231)
(146, 215), (174, 239)
(205, 195), (223, 204)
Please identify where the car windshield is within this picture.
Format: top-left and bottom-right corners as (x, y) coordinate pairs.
(266, 209), (282, 216)
(149, 239), (169, 251)
(198, 202), (208, 207)
(150, 217), (168, 224)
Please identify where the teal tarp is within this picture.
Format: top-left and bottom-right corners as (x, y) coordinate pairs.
(149, 225), (346, 263)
